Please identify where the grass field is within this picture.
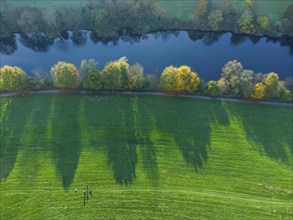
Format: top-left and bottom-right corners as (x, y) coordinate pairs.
(3, 0), (292, 21)
(158, 0), (292, 21)
(0, 94), (292, 219)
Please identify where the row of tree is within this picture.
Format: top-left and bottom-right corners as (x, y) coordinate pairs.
(1, 0), (292, 40)
(192, 0), (293, 36)
(206, 60), (292, 101)
(0, 57), (154, 92)
(0, 58), (292, 102)
(0, 0), (169, 39)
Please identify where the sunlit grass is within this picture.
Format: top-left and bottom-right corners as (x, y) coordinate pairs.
(0, 94), (292, 219)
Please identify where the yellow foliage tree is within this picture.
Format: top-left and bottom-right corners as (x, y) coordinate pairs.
(251, 82), (266, 99)
(256, 16), (270, 32)
(50, 62), (80, 89)
(244, 0), (253, 9)
(160, 65), (200, 92)
(159, 66), (178, 90)
(264, 72), (279, 97)
(0, 65), (27, 91)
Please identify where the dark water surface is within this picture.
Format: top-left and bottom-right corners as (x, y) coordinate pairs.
(0, 31), (292, 80)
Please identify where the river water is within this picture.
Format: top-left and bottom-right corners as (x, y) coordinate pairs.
(0, 31), (292, 80)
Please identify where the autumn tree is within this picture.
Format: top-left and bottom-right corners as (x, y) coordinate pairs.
(218, 60), (243, 95)
(82, 69), (102, 89)
(80, 59), (99, 80)
(256, 16), (270, 32)
(217, 60), (256, 97)
(175, 66), (200, 92)
(263, 72), (279, 97)
(160, 65), (200, 92)
(101, 57), (130, 90)
(0, 65), (27, 91)
(207, 80), (220, 96)
(278, 81), (292, 101)
(208, 9), (224, 30)
(238, 9), (255, 34)
(81, 59), (102, 90)
(50, 62), (80, 89)
(159, 66), (177, 91)
(229, 69), (254, 97)
(221, 60), (244, 79)
(129, 63), (145, 90)
(251, 82), (266, 99)
(244, 0), (253, 9)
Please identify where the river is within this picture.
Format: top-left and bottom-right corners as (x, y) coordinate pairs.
(0, 30), (292, 80)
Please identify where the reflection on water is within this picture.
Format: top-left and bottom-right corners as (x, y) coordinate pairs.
(19, 33), (53, 52)
(0, 31), (292, 80)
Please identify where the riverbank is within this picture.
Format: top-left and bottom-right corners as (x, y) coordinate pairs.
(1, 0), (292, 40)
(1, 90), (292, 107)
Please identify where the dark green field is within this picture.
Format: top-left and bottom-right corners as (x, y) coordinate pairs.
(4, 0), (291, 21)
(0, 94), (292, 219)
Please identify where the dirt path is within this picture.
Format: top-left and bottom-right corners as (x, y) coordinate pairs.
(1, 90), (292, 107)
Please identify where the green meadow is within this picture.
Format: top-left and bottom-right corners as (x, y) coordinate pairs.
(153, 0), (292, 21)
(0, 94), (292, 219)
(4, 0), (292, 21)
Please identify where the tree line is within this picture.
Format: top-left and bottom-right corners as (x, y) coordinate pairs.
(192, 0), (293, 37)
(0, 0), (292, 40)
(1, 57), (292, 102)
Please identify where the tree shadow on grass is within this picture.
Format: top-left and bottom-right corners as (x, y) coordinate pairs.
(0, 97), (32, 181)
(50, 95), (81, 189)
(226, 103), (292, 162)
(15, 95), (52, 181)
(151, 97), (229, 171)
(83, 95), (158, 186)
(103, 96), (138, 185)
(210, 101), (230, 127)
(136, 97), (158, 185)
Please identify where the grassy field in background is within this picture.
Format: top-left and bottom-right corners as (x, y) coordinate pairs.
(2, 0), (86, 9)
(1, 0), (87, 20)
(158, 0), (292, 21)
(254, 0), (292, 20)
(0, 94), (292, 219)
(3, 0), (292, 21)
